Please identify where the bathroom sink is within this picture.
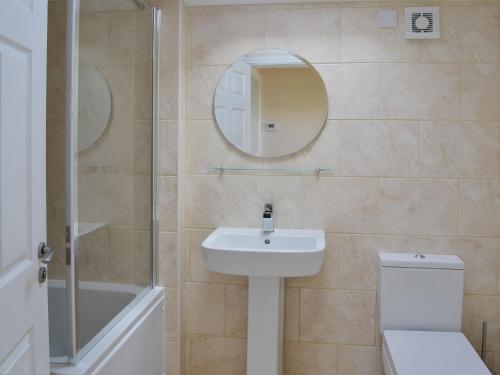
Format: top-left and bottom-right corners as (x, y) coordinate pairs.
(202, 227), (326, 277)
(202, 227), (326, 375)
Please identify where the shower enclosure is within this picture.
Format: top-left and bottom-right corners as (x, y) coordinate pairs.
(46, 0), (163, 371)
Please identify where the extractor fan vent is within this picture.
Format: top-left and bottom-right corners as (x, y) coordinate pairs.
(405, 7), (440, 39)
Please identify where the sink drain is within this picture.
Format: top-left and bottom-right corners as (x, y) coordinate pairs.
(264, 239), (270, 245)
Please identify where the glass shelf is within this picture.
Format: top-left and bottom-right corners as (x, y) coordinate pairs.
(212, 166), (332, 174)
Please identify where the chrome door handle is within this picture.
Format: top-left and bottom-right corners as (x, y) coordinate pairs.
(38, 242), (54, 265)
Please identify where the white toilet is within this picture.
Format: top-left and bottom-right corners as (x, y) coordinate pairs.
(379, 253), (491, 375)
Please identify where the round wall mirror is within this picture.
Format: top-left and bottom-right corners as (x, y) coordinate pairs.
(213, 49), (328, 158)
(78, 62), (112, 152)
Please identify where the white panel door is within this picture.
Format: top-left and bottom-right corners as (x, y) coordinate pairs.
(214, 61), (252, 152)
(0, 0), (49, 374)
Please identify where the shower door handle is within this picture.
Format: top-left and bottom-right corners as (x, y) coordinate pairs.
(38, 242), (54, 265)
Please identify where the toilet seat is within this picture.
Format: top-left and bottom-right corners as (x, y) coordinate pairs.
(382, 330), (490, 375)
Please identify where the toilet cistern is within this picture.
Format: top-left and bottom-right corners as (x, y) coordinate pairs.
(263, 203), (274, 233)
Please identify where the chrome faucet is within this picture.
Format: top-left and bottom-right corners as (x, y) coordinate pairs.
(262, 203), (274, 233)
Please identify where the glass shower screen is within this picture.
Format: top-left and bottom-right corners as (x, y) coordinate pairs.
(47, 0), (159, 364)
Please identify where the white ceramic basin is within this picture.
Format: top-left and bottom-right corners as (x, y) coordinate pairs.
(202, 227), (326, 277)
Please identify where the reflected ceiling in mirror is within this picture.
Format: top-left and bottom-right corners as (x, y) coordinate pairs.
(213, 49), (328, 158)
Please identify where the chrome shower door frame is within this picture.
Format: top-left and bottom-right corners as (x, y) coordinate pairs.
(63, 1), (162, 365)
(65, 0), (80, 364)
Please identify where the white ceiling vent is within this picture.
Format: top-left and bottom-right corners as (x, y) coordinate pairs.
(405, 7), (440, 39)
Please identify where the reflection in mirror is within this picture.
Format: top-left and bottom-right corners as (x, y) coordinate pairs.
(213, 49), (328, 158)
(78, 61), (112, 152)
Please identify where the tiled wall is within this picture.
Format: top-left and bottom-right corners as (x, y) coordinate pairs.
(181, 2), (500, 375)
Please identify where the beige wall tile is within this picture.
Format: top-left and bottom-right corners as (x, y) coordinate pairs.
(159, 232), (178, 287)
(79, 12), (111, 65)
(265, 8), (341, 63)
(188, 335), (246, 375)
(335, 235), (380, 291)
(78, 229), (108, 282)
(165, 287), (178, 342)
(266, 122), (340, 173)
(316, 64), (380, 119)
(341, 7), (418, 62)
(134, 7), (154, 65)
(132, 230), (151, 285)
(80, 0), (137, 12)
(462, 295), (500, 352)
(226, 285), (248, 337)
(334, 234), (497, 294)
(187, 120), (262, 174)
(166, 341), (180, 375)
(159, 176), (178, 231)
(380, 63), (460, 120)
(284, 287), (300, 341)
(461, 63), (500, 121)
(300, 289), (376, 345)
(160, 121), (179, 176)
(378, 179), (458, 236)
(78, 173), (106, 224)
(300, 177), (379, 233)
(420, 121), (500, 178)
(337, 345), (383, 375)
(283, 342), (337, 375)
(46, 69), (66, 121)
(185, 175), (225, 228)
(185, 282), (225, 335)
(461, 180), (500, 237)
(337, 120), (419, 177)
(159, 0), (180, 65)
(106, 174), (133, 227)
(108, 229), (133, 283)
(108, 11), (135, 65)
(108, 121), (133, 173)
(437, 237), (497, 295)
(420, 6), (500, 62)
(186, 66), (227, 120)
(226, 175), (302, 228)
(190, 10), (265, 65)
(47, 173), (65, 228)
(47, 6), (66, 70)
(133, 175), (151, 230)
(133, 120), (152, 174)
(160, 64), (180, 120)
(134, 65), (153, 121)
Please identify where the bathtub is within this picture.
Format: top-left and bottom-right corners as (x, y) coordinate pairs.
(49, 280), (164, 375)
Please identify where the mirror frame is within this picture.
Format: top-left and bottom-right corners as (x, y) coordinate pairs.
(212, 49), (329, 158)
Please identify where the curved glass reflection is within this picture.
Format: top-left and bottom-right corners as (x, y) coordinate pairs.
(213, 49), (328, 158)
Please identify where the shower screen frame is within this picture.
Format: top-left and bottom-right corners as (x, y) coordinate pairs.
(63, 0), (161, 364)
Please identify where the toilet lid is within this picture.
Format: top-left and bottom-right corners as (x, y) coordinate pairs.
(383, 330), (491, 375)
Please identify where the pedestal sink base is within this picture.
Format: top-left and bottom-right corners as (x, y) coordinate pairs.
(247, 277), (284, 375)
(202, 228), (326, 375)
